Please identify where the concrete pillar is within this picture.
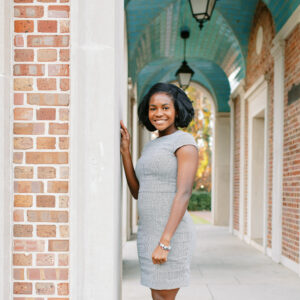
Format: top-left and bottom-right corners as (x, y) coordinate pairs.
(213, 113), (230, 226)
(270, 39), (285, 264)
(0, 0), (12, 298)
(70, 0), (126, 298)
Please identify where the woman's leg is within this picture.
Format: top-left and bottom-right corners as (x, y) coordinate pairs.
(150, 288), (180, 300)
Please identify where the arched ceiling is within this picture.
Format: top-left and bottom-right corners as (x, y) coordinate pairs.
(126, 0), (300, 112)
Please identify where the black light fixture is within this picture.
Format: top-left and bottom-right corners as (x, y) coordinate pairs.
(175, 29), (194, 90)
(188, 0), (217, 30)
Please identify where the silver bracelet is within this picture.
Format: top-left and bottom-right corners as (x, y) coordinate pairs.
(158, 242), (171, 251)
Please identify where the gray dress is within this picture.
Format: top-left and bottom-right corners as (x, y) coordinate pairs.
(135, 129), (199, 290)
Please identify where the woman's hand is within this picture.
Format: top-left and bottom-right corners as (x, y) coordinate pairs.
(120, 120), (130, 154)
(151, 244), (169, 265)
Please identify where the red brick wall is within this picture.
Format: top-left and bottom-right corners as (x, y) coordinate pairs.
(233, 95), (240, 232)
(282, 24), (300, 264)
(13, 0), (70, 297)
(245, 1), (275, 90)
(244, 100), (248, 235)
(245, 0), (275, 247)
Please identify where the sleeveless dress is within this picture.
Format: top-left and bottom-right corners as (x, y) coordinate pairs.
(134, 129), (199, 290)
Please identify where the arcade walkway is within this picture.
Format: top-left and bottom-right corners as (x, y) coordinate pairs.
(122, 219), (300, 300)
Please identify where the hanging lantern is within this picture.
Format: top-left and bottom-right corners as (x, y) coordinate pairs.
(188, 0), (217, 29)
(175, 61), (195, 90)
(175, 29), (194, 90)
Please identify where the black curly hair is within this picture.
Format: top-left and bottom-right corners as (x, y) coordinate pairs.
(138, 82), (195, 132)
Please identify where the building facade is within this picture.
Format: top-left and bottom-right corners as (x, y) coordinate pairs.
(0, 0), (299, 299)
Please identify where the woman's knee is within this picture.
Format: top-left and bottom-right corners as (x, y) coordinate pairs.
(151, 288), (180, 300)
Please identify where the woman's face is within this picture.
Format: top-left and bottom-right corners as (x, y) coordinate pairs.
(148, 92), (177, 132)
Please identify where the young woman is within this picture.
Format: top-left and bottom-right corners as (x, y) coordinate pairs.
(120, 82), (199, 300)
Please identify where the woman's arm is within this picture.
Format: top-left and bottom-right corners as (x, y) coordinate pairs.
(120, 120), (140, 199)
(151, 144), (198, 264)
(159, 144), (199, 245)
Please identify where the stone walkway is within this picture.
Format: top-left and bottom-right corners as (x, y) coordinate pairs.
(122, 223), (300, 300)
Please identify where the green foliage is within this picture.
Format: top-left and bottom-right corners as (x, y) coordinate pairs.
(188, 190), (211, 211)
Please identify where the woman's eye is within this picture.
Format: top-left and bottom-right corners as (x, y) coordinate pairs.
(163, 107), (169, 110)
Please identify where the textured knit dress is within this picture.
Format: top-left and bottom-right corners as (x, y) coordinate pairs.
(134, 129), (199, 290)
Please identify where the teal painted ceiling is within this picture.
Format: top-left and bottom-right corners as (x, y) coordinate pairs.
(126, 0), (300, 112)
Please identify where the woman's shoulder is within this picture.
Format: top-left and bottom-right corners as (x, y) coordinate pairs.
(173, 130), (199, 151)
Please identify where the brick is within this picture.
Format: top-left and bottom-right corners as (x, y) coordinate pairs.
(13, 152), (23, 163)
(14, 123), (45, 135)
(48, 64), (69, 76)
(59, 108), (69, 121)
(59, 49), (69, 61)
(59, 137), (69, 149)
(13, 282), (32, 294)
(26, 152), (68, 164)
(36, 108), (56, 120)
(37, 78), (56, 90)
(27, 210), (68, 223)
(13, 239), (45, 252)
(60, 78), (69, 91)
(14, 181), (44, 193)
(14, 166), (34, 178)
(48, 5), (70, 18)
(37, 225), (56, 237)
(29, 268), (68, 280)
(47, 181), (68, 193)
(58, 253), (69, 266)
(15, 0), (34, 2)
(37, 137), (56, 149)
(14, 64), (45, 76)
(14, 224), (33, 237)
(59, 166), (69, 179)
(14, 137), (33, 149)
(59, 195), (68, 208)
(48, 240), (69, 251)
(38, 0), (56, 2)
(36, 195), (55, 207)
(14, 6), (44, 18)
(27, 35), (69, 47)
(60, 20), (70, 33)
(37, 166), (56, 178)
(36, 253), (55, 266)
(14, 93), (24, 105)
(59, 225), (69, 237)
(14, 20), (34, 33)
(14, 108), (33, 120)
(14, 78), (33, 91)
(14, 49), (34, 62)
(14, 35), (24, 47)
(37, 49), (57, 62)
(28, 93), (69, 106)
(13, 254), (32, 266)
(38, 20), (57, 33)
(49, 123), (68, 135)
(13, 268), (25, 280)
(58, 283), (69, 295)
(14, 209), (24, 222)
(14, 195), (33, 207)
(35, 282), (55, 295)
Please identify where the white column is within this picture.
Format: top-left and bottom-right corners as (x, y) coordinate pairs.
(270, 40), (285, 263)
(228, 98), (235, 234)
(0, 0), (12, 298)
(70, 0), (125, 298)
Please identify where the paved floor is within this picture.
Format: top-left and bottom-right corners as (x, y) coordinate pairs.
(122, 223), (300, 300)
